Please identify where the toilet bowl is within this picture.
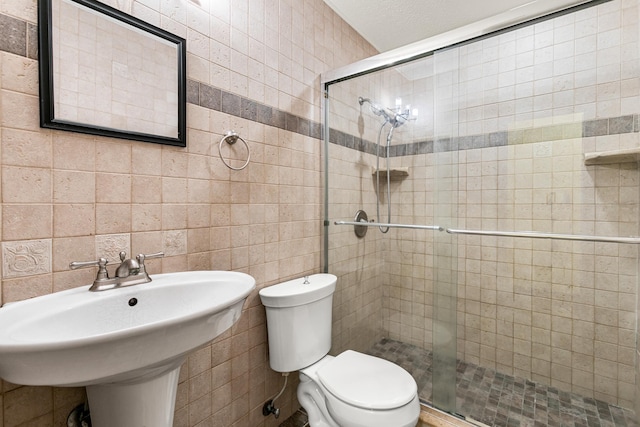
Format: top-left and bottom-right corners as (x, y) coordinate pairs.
(259, 274), (419, 427)
(298, 351), (420, 427)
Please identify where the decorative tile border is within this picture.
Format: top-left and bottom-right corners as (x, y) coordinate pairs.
(163, 230), (186, 256)
(0, 13), (38, 59)
(187, 79), (322, 140)
(2, 239), (52, 278)
(96, 233), (131, 263)
(2, 12), (638, 159)
(329, 114), (640, 157)
(0, 11), (320, 141)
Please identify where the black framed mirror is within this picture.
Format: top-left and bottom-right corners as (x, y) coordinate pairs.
(38, 0), (187, 147)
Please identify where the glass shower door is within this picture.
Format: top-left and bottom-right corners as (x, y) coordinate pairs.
(430, 46), (460, 414)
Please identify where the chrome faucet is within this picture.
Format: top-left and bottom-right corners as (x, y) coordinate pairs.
(115, 251), (140, 278)
(70, 251), (164, 291)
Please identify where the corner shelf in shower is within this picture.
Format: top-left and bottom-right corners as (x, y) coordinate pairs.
(584, 147), (640, 165)
(371, 167), (409, 179)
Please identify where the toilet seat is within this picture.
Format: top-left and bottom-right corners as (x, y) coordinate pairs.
(299, 351), (420, 427)
(317, 350), (417, 410)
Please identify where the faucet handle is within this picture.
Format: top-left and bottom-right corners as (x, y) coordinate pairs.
(136, 252), (164, 275)
(136, 252), (164, 263)
(69, 257), (109, 281)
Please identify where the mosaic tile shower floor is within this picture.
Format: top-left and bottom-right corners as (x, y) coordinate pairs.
(367, 338), (638, 427)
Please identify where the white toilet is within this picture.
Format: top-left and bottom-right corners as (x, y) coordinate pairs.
(259, 274), (420, 427)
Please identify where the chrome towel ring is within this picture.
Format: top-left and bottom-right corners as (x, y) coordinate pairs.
(219, 130), (250, 170)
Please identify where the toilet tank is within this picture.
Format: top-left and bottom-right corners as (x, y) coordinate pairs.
(259, 274), (337, 372)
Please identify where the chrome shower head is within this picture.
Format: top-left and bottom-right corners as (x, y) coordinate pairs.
(359, 96), (382, 114)
(358, 96), (396, 124)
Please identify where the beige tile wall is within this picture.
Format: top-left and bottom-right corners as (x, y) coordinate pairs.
(326, 0), (639, 411)
(454, 138), (638, 408)
(326, 143), (386, 354)
(0, 0), (377, 425)
(449, 0), (638, 408)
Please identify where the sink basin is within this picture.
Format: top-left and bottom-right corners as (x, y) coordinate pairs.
(0, 270), (255, 426)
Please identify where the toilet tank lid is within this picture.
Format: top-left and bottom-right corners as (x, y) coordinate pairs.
(317, 350), (417, 410)
(259, 274), (337, 308)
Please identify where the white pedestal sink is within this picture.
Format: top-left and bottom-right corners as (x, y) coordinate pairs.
(0, 271), (256, 427)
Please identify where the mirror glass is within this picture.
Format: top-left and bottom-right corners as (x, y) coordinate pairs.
(39, 0), (187, 146)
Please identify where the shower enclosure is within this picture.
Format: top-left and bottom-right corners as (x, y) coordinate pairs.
(323, 0), (640, 425)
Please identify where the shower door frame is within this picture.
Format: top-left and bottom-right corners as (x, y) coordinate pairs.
(321, 0), (616, 418)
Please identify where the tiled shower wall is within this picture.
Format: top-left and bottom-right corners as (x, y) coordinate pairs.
(0, 0), (377, 426)
(325, 144), (386, 354)
(327, 0), (639, 411)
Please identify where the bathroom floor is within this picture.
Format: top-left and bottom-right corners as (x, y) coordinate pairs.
(279, 338), (638, 427)
(280, 408), (309, 427)
(367, 338), (638, 427)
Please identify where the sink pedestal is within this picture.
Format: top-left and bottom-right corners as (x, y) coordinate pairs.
(86, 363), (182, 427)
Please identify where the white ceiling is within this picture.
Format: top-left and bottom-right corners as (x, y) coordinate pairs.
(323, 0), (601, 52)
